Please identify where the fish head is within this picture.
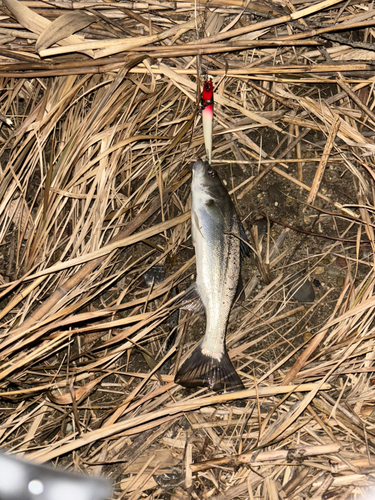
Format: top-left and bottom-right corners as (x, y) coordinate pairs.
(191, 159), (228, 202)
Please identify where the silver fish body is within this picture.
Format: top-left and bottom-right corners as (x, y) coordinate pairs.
(175, 159), (245, 392)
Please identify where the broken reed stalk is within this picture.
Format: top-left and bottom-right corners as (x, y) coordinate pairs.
(191, 443), (340, 472)
(0, 62), (372, 79)
(306, 114), (341, 206)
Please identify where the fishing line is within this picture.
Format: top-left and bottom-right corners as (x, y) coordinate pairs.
(194, 0), (214, 164)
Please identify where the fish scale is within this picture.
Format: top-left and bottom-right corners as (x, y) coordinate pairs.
(175, 159), (246, 392)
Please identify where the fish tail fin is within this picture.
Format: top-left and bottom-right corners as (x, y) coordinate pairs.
(175, 342), (244, 392)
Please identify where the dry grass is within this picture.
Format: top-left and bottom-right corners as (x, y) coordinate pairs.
(1, 0), (375, 497)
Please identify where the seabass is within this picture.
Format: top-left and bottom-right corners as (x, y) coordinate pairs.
(175, 159), (248, 392)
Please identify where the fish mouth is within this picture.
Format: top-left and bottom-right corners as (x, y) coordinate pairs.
(192, 158), (207, 176)
(191, 159), (208, 184)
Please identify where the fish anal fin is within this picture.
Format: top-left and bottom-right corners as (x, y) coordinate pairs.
(175, 342), (244, 392)
(179, 282), (204, 312)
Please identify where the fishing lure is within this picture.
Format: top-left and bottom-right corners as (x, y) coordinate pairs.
(201, 79), (214, 165)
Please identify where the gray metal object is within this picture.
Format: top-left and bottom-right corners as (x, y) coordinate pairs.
(0, 452), (111, 500)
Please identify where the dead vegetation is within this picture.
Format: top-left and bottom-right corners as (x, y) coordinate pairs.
(1, 0), (375, 497)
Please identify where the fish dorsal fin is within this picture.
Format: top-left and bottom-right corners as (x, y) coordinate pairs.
(239, 222), (252, 258)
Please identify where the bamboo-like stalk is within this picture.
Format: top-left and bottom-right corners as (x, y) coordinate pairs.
(191, 444), (340, 472)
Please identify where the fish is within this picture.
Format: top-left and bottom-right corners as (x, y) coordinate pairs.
(175, 159), (249, 392)
(201, 79), (213, 164)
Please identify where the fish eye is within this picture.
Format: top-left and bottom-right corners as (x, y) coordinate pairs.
(207, 169), (215, 177)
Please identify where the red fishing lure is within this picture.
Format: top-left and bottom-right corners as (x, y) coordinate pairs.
(201, 79), (213, 164)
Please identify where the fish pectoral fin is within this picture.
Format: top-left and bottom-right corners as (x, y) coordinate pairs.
(178, 282), (204, 313)
(192, 211), (204, 240)
(175, 341), (244, 392)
